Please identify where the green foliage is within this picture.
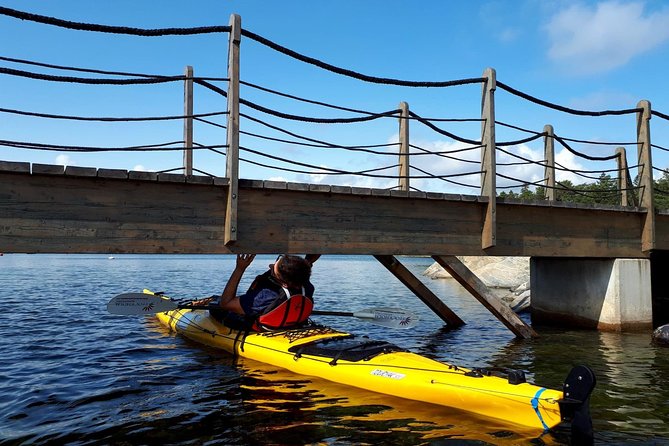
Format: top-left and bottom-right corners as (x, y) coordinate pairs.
(497, 170), (669, 210)
(656, 169), (669, 210)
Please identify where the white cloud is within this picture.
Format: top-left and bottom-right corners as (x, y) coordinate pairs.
(498, 28), (520, 43)
(546, 1), (669, 75)
(55, 154), (71, 166)
(133, 164), (148, 171)
(568, 90), (639, 110)
(555, 147), (586, 183)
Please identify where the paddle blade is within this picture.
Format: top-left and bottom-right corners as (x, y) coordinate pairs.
(353, 308), (419, 329)
(107, 293), (178, 315)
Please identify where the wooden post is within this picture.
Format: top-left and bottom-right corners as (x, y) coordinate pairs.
(637, 100), (655, 252)
(616, 147), (628, 207)
(225, 14), (241, 245)
(481, 68), (497, 249)
(183, 65), (194, 176)
(432, 255), (537, 339)
(374, 255), (465, 327)
(398, 102), (410, 191)
(543, 124), (555, 201)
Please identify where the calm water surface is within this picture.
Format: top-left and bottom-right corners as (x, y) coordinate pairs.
(1, 254), (668, 445)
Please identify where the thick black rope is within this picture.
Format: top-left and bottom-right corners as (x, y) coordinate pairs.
(496, 133), (545, 147)
(0, 107), (228, 122)
(554, 135), (621, 161)
(241, 98), (400, 124)
(0, 6), (231, 36)
(409, 143), (482, 164)
(0, 7), (484, 87)
(237, 128), (402, 155)
(409, 111), (480, 145)
(497, 81), (642, 117)
(0, 139), (229, 152)
(496, 146), (631, 177)
(240, 146), (404, 178)
(1, 55), (229, 82)
(0, 66), (183, 85)
(240, 29), (484, 88)
(410, 165), (480, 189)
(652, 110), (669, 121)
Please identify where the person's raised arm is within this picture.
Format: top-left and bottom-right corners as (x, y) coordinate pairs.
(219, 254), (256, 314)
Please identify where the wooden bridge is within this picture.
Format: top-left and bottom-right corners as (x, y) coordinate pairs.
(2, 13), (669, 339)
(2, 160), (668, 257)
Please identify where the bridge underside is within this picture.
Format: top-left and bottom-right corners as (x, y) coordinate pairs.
(2, 164), (667, 256)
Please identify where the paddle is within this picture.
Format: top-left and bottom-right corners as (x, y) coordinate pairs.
(107, 292), (419, 329)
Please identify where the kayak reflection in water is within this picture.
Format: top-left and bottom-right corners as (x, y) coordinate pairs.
(201, 254), (320, 331)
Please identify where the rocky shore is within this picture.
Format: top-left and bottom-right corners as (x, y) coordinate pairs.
(423, 256), (531, 312)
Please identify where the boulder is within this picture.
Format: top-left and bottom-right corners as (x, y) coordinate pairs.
(652, 324), (669, 346)
(510, 290), (531, 313)
(424, 256), (530, 289)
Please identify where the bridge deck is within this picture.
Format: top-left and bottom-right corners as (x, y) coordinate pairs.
(2, 161), (668, 256)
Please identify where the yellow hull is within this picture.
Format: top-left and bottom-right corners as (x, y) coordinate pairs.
(156, 307), (565, 431)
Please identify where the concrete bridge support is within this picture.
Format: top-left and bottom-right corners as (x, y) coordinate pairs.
(530, 258), (653, 331)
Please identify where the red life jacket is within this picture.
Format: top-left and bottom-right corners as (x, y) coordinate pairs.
(252, 286), (314, 331)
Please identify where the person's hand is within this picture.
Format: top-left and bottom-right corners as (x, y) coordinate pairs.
(235, 253), (256, 270)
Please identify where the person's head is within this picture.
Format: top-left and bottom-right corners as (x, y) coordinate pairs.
(270, 255), (311, 288)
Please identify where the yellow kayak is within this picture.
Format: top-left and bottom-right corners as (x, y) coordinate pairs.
(153, 305), (594, 434)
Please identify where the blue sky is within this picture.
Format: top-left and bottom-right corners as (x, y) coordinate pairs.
(1, 0), (669, 194)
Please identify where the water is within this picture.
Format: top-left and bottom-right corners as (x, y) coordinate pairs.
(1, 254), (668, 445)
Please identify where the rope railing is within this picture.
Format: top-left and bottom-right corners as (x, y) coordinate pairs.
(0, 5), (666, 214)
(0, 106), (227, 122)
(0, 139), (191, 152)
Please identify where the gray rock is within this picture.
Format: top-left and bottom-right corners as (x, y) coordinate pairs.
(423, 256), (530, 289)
(510, 290), (531, 313)
(652, 324), (669, 346)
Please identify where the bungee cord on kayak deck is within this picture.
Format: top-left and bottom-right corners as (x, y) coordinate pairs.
(1, 6), (668, 201)
(157, 304), (564, 404)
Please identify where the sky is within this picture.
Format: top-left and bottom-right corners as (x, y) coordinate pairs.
(1, 0), (669, 194)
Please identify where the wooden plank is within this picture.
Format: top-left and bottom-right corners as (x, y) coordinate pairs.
(224, 14), (241, 245)
(637, 100), (655, 252)
(0, 169), (655, 256)
(183, 65), (194, 176)
(432, 255), (537, 339)
(480, 68), (497, 249)
(398, 101), (410, 191)
(0, 172), (229, 253)
(0, 161), (30, 173)
(374, 255), (465, 327)
(544, 125), (555, 201)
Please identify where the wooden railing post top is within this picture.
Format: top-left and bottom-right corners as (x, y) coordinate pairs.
(399, 101), (409, 110)
(229, 14), (241, 39)
(543, 124), (554, 134)
(483, 67), (496, 89)
(615, 146), (626, 156)
(637, 99), (651, 112)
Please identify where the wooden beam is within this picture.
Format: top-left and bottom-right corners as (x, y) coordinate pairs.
(398, 102), (410, 192)
(2, 167), (664, 255)
(225, 14), (241, 245)
(543, 124), (555, 201)
(637, 100), (655, 252)
(374, 255), (465, 327)
(431, 255), (537, 339)
(481, 68), (497, 249)
(183, 65), (194, 176)
(616, 147), (629, 207)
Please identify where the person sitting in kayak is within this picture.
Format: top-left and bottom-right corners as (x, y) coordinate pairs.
(210, 253), (319, 330)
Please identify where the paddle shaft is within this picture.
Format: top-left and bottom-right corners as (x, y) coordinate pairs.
(312, 310), (353, 317)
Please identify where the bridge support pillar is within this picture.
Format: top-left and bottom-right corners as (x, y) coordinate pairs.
(530, 258), (653, 331)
